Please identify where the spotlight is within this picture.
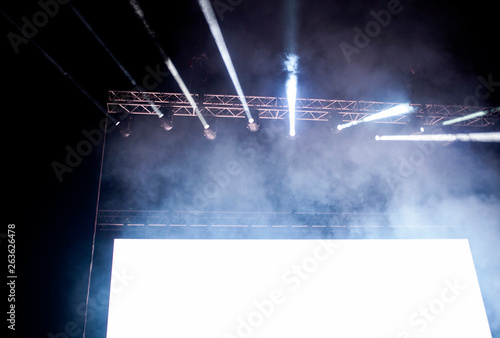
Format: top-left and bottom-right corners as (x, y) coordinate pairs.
(204, 127), (217, 140)
(119, 115), (134, 138)
(159, 108), (174, 131)
(247, 121), (259, 133)
(247, 109), (260, 132)
(120, 128), (131, 138)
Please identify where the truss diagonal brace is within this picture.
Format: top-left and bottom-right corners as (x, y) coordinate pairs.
(107, 91), (499, 127)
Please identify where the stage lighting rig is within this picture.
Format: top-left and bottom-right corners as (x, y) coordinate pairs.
(159, 108), (174, 131)
(204, 127), (217, 140)
(119, 115), (134, 138)
(247, 109), (260, 132)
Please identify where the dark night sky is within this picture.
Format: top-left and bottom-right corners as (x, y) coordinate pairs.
(2, 0), (500, 337)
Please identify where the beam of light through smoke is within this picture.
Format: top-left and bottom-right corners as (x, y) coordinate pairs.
(442, 107), (500, 126)
(286, 74), (298, 136)
(375, 132), (500, 142)
(284, 54), (299, 136)
(337, 103), (414, 131)
(197, 0), (253, 123)
(0, 8), (119, 125)
(164, 58), (210, 128)
(129, 0), (209, 128)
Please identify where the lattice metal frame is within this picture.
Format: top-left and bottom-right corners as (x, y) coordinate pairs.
(108, 91), (500, 127)
(97, 209), (457, 231)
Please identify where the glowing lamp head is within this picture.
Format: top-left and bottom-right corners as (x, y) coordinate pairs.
(160, 118), (173, 131)
(120, 128), (131, 138)
(204, 128), (216, 140)
(247, 122), (259, 133)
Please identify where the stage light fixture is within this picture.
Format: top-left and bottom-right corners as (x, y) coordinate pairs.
(204, 127), (217, 140)
(119, 115), (134, 138)
(160, 117), (173, 131)
(159, 108), (174, 131)
(247, 109), (260, 132)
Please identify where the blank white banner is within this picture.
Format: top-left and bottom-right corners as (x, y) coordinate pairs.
(106, 239), (491, 338)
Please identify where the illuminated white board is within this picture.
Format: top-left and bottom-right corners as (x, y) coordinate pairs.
(107, 239), (491, 338)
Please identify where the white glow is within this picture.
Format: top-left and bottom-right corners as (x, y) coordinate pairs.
(442, 110), (488, 126)
(197, 0), (252, 122)
(130, 0), (207, 127)
(107, 239), (491, 338)
(376, 132), (500, 142)
(338, 103), (414, 130)
(284, 54), (299, 137)
(165, 58), (208, 128)
(364, 103), (414, 122)
(286, 73), (297, 136)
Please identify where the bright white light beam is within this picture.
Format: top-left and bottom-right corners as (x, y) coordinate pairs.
(286, 73), (298, 136)
(130, 0), (209, 128)
(197, 0), (253, 123)
(375, 132), (500, 142)
(164, 58), (209, 128)
(337, 103), (414, 131)
(442, 108), (497, 126)
(285, 54), (299, 136)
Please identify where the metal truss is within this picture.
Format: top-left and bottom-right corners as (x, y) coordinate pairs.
(97, 210), (455, 231)
(108, 91), (499, 128)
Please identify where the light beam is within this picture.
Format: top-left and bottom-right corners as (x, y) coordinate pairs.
(375, 132), (500, 142)
(129, 0), (209, 129)
(197, 0), (253, 123)
(284, 54), (299, 137)
(338, 103), (414, 131)
(442, 110), (487, 126)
